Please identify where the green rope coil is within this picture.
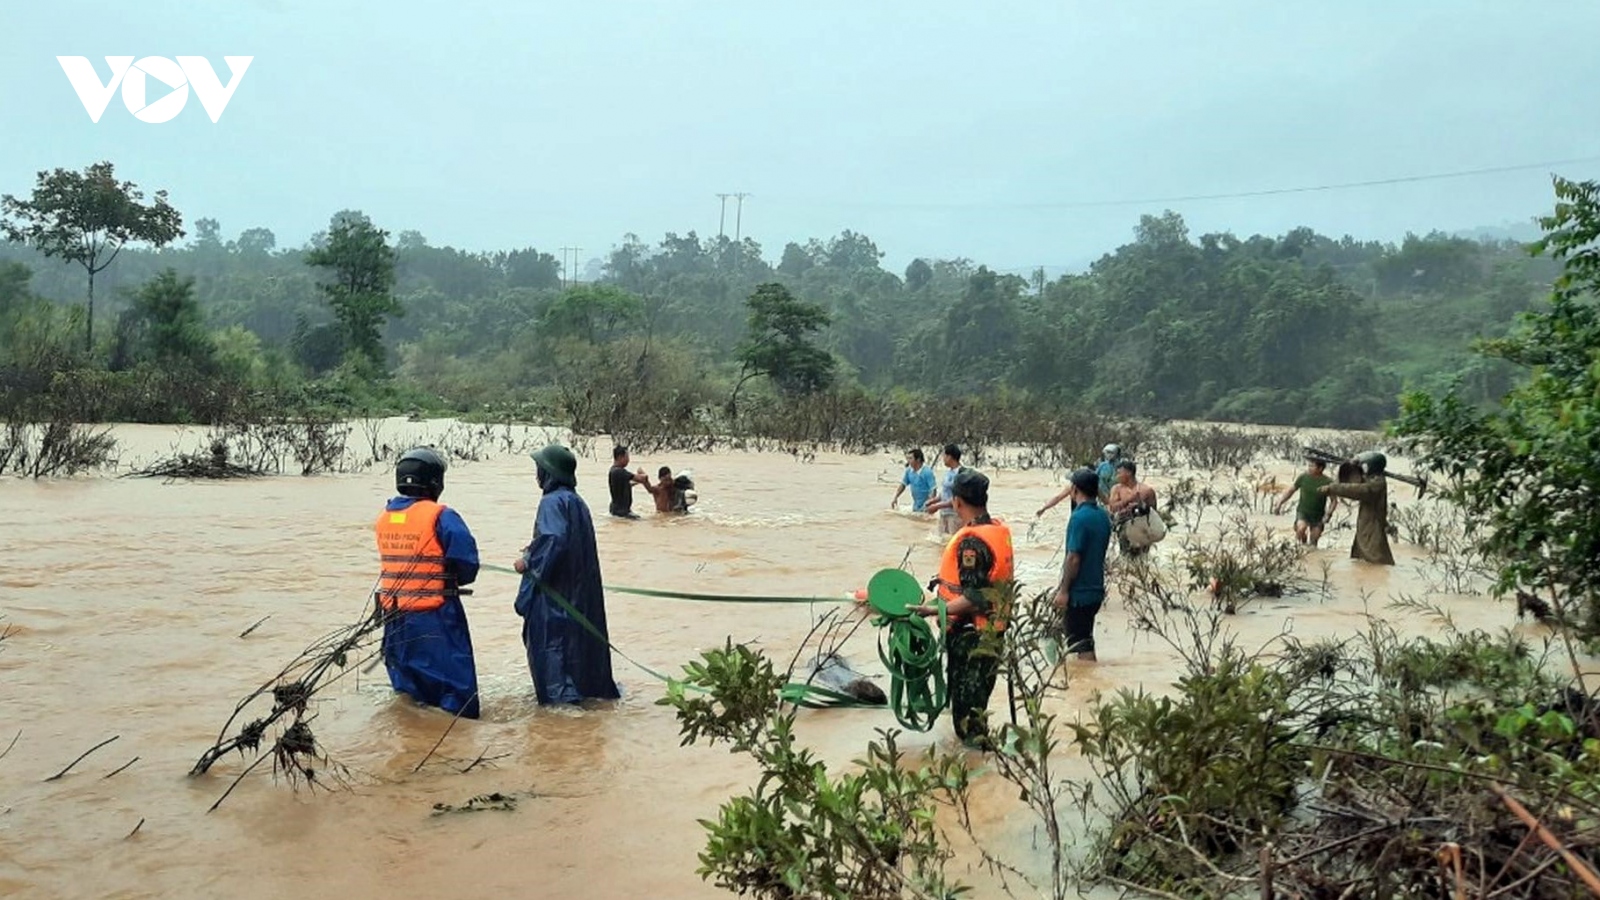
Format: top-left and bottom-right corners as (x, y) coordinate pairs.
(872, 604), (947, 732)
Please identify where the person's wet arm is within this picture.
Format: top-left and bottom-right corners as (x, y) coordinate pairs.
(1037, 486), (1073, 516)
(435, 508), (480, 587)
(1274, 482), (1297, 514)
(1325, 480), (1382, 501)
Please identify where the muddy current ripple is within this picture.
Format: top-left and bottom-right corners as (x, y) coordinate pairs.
(0, 422), (1538, 899)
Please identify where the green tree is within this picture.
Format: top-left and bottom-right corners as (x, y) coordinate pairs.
(942, 266), (1021, 386)
(501, 247), (561, 290)
(1393, 176), (1600, 635)
(113, 269), (215, 371)
(231, 227), (276, 257)
(776, 241), (814, 278)
(730, 282), (834, 412)
(0, 161), (184, 352)
(541, 283), (644, 344)
(304, 211), (400, 371)
(904, 258), (933, 293)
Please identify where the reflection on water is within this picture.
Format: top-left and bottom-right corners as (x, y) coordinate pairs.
(0, 421), (1541, 899)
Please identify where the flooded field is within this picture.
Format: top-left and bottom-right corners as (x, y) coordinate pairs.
(0, 421), (1540, 898)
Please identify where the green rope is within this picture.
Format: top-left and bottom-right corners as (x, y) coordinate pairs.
(481, 563), (837, 604)
(871, 606), (947, 732)
(477, 563), (951, 731)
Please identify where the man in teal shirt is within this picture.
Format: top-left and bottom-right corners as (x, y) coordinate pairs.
(1053, 468), (1113, 661)
(890, 447), (937, 513)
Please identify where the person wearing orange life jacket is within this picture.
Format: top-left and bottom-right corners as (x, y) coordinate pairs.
(910, 469), (1014, 750)
(374, 447), (482, 719)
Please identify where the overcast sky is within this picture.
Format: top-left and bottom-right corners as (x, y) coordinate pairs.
(4, 1), (1599, 274)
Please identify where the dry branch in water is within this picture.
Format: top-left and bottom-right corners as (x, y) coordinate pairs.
(238, 615), (271, 639)
(0, 420), (118, 478)
(190, 598), (393, 809)
(44, 735), (119, 782)
(127, 439), (268, 480)
(102, 756), (139, 779)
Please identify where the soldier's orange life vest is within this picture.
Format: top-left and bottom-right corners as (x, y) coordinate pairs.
(935, 519), (1015, 632)
(374, 500), (455, 612)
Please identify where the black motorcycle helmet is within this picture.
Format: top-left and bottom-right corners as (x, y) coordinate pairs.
(396, 447), (447, 499)
(1355, 451), (1388, 477)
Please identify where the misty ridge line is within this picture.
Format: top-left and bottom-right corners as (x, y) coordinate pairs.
(149, 151), (1600, 271)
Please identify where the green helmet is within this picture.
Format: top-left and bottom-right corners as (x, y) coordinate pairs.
(1355, 451), (1387, 476)
(530, 443), (578, 488)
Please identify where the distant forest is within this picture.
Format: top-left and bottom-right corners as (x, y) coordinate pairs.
(0, 163), (1557, 431)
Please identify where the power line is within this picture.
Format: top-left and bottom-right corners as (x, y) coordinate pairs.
(766, 154), (1600, 213)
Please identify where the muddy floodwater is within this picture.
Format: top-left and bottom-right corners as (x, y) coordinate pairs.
(0, 421), (1553, 899)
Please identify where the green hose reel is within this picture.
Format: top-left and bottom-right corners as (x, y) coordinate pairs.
(865, 568), (948, 733)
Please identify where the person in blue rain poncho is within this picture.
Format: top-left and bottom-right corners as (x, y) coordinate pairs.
(374, 447), (482, 718)
(512, 444), (622, 704)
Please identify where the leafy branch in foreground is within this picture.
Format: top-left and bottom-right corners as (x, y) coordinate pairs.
(1393, 175), (1600, 639)
(659, 635), (972, 900)
(1066, 564), (1600, 898)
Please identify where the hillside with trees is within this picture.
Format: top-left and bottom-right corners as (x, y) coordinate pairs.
(0, 160), (1562, 433)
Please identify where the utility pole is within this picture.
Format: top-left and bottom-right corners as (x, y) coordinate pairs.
(715, 193), (732, 238)
(559, 246), (582, 288)
(733, 192), (750, 241)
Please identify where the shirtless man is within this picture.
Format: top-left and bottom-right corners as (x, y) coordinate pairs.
(1108, 460), (1159, 557)
(1107, 460), (1156, 517)
(644, 466), (686, 514)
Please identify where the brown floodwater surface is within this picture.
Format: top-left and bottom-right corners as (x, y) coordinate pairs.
(0, 422), (1563, 899)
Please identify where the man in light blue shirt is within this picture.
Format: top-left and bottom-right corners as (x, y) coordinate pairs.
(1095, 443), (1122, 503)
(890, 447), (937, 513)
(922, 444), (966, 535)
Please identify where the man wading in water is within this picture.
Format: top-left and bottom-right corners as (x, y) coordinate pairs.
(922, 444), (968, 536)
(890, 447), (937, 513)
(911, 469), (1014, 750)
(607, 445), (649, 519)
(514, 444), (622, 704)
(645, 466), (693, 514)
(1053, 468), (1112, 662)
(1320, 451), (1395, 565)
(1275, 456), (1337, 548)
(374, 447), (482, 718)
(1107, 459), (1160, 558)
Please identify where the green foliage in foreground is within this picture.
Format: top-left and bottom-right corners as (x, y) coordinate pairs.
(660, 642), (971, 900)
(1394, 176), (1600, 638)
(1072, 598), (1600, 897)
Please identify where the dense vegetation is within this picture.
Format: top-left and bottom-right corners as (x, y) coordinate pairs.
(0, 160), (1556, 433)
(1395, 175), (1600, 638)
